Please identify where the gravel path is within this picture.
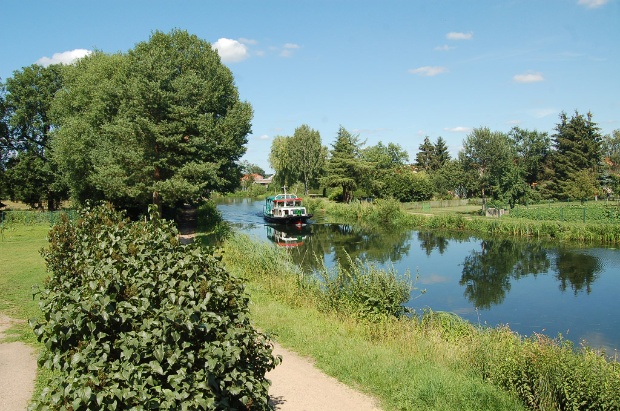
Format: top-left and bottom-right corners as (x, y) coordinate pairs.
(0, 315), (37, 411)
(0, 314), (381, 410)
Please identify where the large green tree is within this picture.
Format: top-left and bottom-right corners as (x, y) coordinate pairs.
(2, 64), (66, 209)
(550, 111), (602, 200)
(0, 83), (8, 198)
(268, 135), (295, 189)
(52, 30), (252, 214)
(288, 124), (327, 194)
(322, 126), (368, 202)
(431, 136), (451, 171)
(601, 129), (620, 197)
(362, 141), (409, 196)
(415, 136), (435, 172)
(460, 127), (516, 208)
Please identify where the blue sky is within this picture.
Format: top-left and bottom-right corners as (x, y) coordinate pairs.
(2, 0), (618, 172)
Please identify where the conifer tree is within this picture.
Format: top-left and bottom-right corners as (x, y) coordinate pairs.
(321, 126), (368, 202)
(551, 111), (602, 200)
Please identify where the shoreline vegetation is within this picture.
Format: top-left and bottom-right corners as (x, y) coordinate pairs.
(1, 199), (619, 410)
(221, 232), (619, 410)
(303, 196), (620, 245)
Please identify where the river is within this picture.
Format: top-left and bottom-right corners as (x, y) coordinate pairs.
(215, 197), (620, 355)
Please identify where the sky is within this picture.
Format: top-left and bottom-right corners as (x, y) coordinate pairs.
(1, 0), (619, 173)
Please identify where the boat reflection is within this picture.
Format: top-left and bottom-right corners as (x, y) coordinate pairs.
(265, 224), (312, 247)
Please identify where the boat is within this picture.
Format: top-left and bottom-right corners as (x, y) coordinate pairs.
(263, 187), (313, 225)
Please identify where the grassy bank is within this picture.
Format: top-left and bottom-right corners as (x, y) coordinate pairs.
(221, 233), (620, 411)
(305, 197), (620, 245)
(4, 215), (620, 410)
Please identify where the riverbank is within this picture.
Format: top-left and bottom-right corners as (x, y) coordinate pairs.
(221, 232), (620, 410)
(304, 197), (620, 245)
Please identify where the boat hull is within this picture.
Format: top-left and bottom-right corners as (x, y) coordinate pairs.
(263, 214), (313, 225)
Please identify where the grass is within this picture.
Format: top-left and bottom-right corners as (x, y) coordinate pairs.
(4, 207), (619, 410)
(0, 223), (49, 342)
(222, 232), (620, 410)
(247, 289), (526, 410)
(222, 233), (528, 410)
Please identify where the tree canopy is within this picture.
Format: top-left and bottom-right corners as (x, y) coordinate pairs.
(2, 64), (66, 209)
(51, 29), (252, 214)
(551, 111), (602, 200)
(321, 126), (368, 202)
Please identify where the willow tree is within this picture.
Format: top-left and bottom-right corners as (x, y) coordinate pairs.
(288, 124), (326, 194)
(52, 29), (252, 215)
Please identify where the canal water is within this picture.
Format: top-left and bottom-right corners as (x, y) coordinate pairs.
(215, 198), (620, 354)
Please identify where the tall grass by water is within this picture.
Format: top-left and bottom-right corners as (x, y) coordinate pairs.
(222, 233), (620, 410)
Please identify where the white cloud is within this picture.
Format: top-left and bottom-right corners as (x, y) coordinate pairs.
(446, 31), (473, 40)
(280, 43), (300, 57)
(258, 134), (270, 140)
(212, 38), (249, 63)
(409, 66), (448, 76)
(578, 0), (609, 8)
(513, 72), (545, 83)
(531, 108), (557, 119)
(444, 126), (471, 133)
(434, 45), (454, 51)
(36, 49), (91, 67)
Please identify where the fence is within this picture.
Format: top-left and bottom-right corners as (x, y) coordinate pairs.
(402, 198), (473, 212)
(510, 202), (620, 224)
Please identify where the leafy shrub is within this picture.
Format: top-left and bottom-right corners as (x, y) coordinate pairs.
(316, 254), (414, 321)
(31, 204), (278, 410)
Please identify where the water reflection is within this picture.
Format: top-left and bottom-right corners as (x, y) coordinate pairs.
(215, 199), (620, 351)
(459, 239), (550, 309)
(265, 224), (311, 247)
(555, 250), (602, 295)
(282, 223), (412, 273)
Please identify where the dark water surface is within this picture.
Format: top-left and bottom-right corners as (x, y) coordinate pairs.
(215, 198), (620, 354)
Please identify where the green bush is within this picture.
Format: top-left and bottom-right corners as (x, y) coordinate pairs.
(314, 254), (415, 321)
(31, 204), (278, 410)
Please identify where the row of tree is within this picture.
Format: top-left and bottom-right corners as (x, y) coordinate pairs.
(2, 29), (619, 212)
(269, 114), (620, 207)
(1, 29), (250, 215)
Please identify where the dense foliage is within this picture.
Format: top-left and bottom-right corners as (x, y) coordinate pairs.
(31, 204), (278, 410)
(1, 64), (66, 209)
(268, 124), (327, 194)
(49, 30), (252, 214)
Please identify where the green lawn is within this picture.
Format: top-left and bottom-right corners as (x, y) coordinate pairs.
(0, 223), (49, 342)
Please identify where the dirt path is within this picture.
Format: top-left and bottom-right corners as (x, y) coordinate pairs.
(0, 315), (37, 411)
(268, 342), (381, 410)
(0, 315), (381, 410)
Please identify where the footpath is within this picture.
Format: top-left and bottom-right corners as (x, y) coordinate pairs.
(0, 314), (380, 410)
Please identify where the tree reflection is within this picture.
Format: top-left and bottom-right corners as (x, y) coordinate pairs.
(277, 223), (412, 273)
(460, 239), (551, 309)
(416, 230), (472, 255)
(554, 250), (601, 295)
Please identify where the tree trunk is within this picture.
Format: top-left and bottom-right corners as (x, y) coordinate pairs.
(153, 164), (162, 217)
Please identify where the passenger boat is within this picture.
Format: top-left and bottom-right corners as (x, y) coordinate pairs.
(263, 188), (313, 225)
